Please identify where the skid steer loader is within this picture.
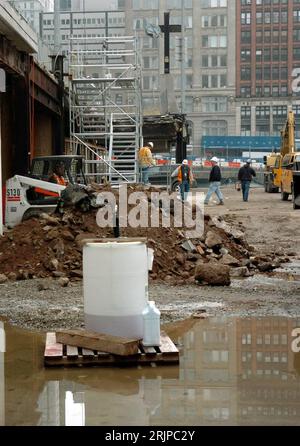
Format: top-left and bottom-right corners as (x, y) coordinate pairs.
(4, 155), (99, 228)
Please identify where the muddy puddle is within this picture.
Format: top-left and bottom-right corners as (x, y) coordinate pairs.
(0, 316), (300, 426)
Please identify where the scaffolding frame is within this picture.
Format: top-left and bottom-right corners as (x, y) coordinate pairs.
(68, 35), (143, 184)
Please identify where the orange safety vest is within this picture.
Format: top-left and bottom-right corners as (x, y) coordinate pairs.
(178, 165), (193, 183)
(51, 174), (66, 186)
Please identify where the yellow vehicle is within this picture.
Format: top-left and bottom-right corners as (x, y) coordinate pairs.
(273, 110), (296, 200)
(263, 153), (280, 193)
(280, 152), (300, 201)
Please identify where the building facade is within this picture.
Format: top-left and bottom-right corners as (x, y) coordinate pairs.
(40, 8), (125, 58)
(236, 0), (300, 138)
(8, 0), (54, 32)
(121, 0), (236, 155)
(22, 0), (300, 151)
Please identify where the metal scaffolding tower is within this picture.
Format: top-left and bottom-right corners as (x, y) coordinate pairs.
(69, 35), (142, 184)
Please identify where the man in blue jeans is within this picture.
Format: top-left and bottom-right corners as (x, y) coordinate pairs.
(178, 159), (193, 201)
(238, 159), (256, 202)
(204, 157), (224, 205)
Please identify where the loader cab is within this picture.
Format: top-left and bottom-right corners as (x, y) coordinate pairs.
(30, 156), (87, 185)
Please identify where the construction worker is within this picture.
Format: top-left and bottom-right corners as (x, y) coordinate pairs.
(204, 157), (224, 205)
(138, 142), (156, 185)
(49, 162), (67, 186)
(238, 159), (256, 202)
(178, 159), (193, 201)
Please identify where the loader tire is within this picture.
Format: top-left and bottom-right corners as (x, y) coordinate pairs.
(281, 187), (289, 201)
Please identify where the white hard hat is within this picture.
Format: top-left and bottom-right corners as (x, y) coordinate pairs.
(247, 159), (252, 164)
(148, 142), (154, 148)
(211, 157), (219, 163)
(182, 159), (188, 165)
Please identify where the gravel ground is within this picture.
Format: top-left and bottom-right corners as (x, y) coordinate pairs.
(1, 185), (300, 331)
(0, 271), (299, 331)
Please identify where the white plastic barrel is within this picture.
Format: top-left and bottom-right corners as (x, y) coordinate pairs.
(83, 241), (148, 339)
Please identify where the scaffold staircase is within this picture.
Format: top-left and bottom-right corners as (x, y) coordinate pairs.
(68, 36), (142, 184)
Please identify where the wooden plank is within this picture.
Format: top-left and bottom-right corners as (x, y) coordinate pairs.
(142, 346), (157, 354)
(159, 332), (179, 355)
(44, 333), (63, 359)
(66, 345), (78, 358)
(56, 330), (140, 356)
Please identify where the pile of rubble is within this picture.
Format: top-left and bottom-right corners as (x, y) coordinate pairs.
(0, 186), (289, 287)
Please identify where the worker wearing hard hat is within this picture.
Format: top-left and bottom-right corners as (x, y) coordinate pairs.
(204, 157), (224, 205)
(138, 142), (156, 185)
(178, 159), (194, 201)
(238, 159), (256, 202)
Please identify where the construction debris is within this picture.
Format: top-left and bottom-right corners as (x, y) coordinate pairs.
(0, 185), (288, 287)
(195, 263), (231, 286)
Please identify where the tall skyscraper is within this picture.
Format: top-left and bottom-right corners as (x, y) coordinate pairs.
(236, 0), (300, 137)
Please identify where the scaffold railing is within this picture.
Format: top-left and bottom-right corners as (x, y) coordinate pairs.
(68, 35), (143, 184)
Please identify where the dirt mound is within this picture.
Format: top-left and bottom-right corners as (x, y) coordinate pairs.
(0, 185), (288, 285)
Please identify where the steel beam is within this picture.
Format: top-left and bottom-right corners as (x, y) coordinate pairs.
(29, 61), (61, 116)
(0, 35), (28, 76)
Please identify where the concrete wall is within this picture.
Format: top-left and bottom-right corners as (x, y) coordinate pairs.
(1, 77), (14, 182)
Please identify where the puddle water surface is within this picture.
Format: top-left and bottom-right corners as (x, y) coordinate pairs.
(0, 317), (300, 426)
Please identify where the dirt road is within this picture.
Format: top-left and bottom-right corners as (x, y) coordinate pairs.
(204, 184), (300, 253)
(0, 185), (299, 331)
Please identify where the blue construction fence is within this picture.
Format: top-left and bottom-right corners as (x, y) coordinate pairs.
(200, 136), (281, 162)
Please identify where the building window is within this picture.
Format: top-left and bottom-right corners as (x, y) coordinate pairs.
(202, 120), (228, 136)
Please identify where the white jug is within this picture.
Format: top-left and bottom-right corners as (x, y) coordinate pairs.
(142, 301), (161, 347)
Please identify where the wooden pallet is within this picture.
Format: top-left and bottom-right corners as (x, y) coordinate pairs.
(44, 331), (179, 367)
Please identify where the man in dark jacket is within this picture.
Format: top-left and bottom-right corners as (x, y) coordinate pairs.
(204, 157), (224, 205)
(238, 159), (256, 202)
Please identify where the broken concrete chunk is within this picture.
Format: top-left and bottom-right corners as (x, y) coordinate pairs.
(58, 277), (70, 287)
(40, 213), (59, 225)
(181, 240), (197, 253)
(176, 253), (185, 265)
(69, 269), (83, 278)
(230, 267), (249, 278)
(220, 247), (229, 256)
(257, 262), (275, 272)
(205, 231), (223, 248)
(219, 254), (240, 267)
(195, 263), (231, 286)
(7, 272), (17, 281)
(0, 274), (8, 284)
(44, 258), (59, 272)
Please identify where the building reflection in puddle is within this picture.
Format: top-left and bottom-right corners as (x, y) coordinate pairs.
(3, 316), (300, 426)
